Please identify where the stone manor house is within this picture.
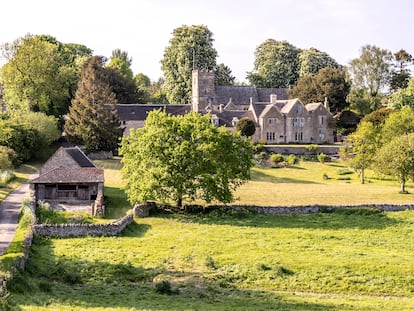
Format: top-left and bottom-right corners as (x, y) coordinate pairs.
(117, 70), (334, 144)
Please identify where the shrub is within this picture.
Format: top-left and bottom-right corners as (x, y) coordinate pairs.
(305, 144), (319, 154)
(270, 153), (284, 165)
(0, 170), (15, 186)
(338, 169), (353, 175)
(318, 153), (329, 163)
(285, 154), (297, 165)
(154, 280), (174, 295)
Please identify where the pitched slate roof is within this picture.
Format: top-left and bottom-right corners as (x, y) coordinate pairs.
(65, 147), (96, 167)
(116, 104), (191, 121)
(257, 88), (289, 102)
(31, 168), (104, 184)
(213, 86), (289, 106)
(215, 110), (250, 127)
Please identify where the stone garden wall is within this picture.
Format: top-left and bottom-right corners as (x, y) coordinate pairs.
(33, 214), (133, 237)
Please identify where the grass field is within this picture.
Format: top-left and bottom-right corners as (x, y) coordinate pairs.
(4, 158), (414, 310)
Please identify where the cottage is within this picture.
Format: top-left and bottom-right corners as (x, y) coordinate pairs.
(30, 146), (105, 216)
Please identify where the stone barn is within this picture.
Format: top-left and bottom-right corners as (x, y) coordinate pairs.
(30, 146), (105, 216)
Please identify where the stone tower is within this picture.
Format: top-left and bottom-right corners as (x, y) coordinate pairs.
(191, 70), (215, 113)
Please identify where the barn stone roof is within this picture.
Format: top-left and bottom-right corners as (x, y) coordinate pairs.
(65, 147), (96, 167)
(31, 167), (104, 184)
(116, 104), (191, 121)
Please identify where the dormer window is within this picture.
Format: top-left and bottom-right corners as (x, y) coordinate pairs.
(296, 105), (302, 115)
(231, 117), (239, 127)
(211, 115), (219, 126)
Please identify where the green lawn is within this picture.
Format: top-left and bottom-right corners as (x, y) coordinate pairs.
(7, 209), (414, 310)
(4, 158), (414, 310)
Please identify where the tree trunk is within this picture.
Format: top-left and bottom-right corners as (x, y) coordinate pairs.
(361, 168), (365, 184)
(177, 197), (182, 208)
(400, 181), (406, 193)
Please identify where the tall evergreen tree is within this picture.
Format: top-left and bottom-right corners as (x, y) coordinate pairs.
(64, 56), (123, 153)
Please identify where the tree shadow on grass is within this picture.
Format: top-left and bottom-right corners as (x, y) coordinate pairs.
(160, 207), (401, 230)
(251, 170), (320, 184)
(7, 237), (338, 311)
(104, 186), (132, 219)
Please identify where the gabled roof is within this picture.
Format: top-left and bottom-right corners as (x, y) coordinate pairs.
(305, 102), (323, 111)
(214, 110), (251, 127)
(259, 104), (282, 119)
(65, 147), (96, 167)
(280, 99), (302, 114)
(116, 104), (191, 121)
(31, 167), (104, 184)
(250, 103), (270, 121)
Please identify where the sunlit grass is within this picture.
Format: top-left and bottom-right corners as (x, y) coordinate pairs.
(7, 209), (414, 310)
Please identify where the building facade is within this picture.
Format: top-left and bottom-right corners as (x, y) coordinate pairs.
(116, 70), (335, 144)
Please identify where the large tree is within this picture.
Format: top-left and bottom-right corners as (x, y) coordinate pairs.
(380, 106), (414, 143)
(298, 48), (340, 77)
(247, 39), (300, 88)
(390, 49), (412, 92)
(119, 110), (253, 207)
(388, 78), (414, 109)
(0, 34), (91, 118)
(290, 67), (350, 112)
(108, 49), (133, 80)
(341, 121), (379, 184)
(161, 25), (218, 104)
(374, 133), (414, 193)
(64, 56), (123, 153)
(347, 45), (393, 113)
(215, 63), (235, 85)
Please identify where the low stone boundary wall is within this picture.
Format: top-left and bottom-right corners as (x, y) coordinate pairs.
(230, 204), (414, 213)
(185, 203), (414, 214)
(33, 214), (134, 237)
(265, 145), (340, 155)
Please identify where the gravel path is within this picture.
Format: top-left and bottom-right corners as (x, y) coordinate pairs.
(0, 176), (35, 256)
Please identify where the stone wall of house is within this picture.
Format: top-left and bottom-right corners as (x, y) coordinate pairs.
(124, 120), (145, 136)
(87, 151), (113, 160)
(33, 214), (133, 237)
(40, 148), (80, 174)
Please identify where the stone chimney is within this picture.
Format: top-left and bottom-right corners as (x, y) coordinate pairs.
(270, 94), (277, 104)
(219, 104), (224, 113)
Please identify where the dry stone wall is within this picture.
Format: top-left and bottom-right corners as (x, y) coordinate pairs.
(33, 214), (133, 237)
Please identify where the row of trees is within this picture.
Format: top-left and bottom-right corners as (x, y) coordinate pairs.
(342, 106), (414, 192)
(2, 27), (412, 119)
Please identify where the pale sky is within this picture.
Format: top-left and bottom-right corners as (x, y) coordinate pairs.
(1, 0), (413, 82)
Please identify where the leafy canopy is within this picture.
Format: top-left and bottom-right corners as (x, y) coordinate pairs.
(247, 39), (300, 88)
(347, 45), (393, 113)
(0, 34), (91, 118)
(161, 25), (217, 104)
(290, 67), (350, 113)
(373, 133), (414, 193)
(120, 110), (253, 207)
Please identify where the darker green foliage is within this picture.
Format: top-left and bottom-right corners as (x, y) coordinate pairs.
(0, 120), (41, 165)
(64, 56), (123, 153)
(273, 265), (294, 277)
(154, 280), (174, 295)
(236, 117), (256, 137)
